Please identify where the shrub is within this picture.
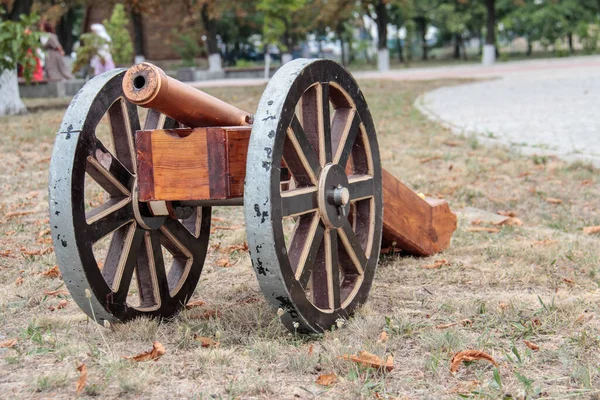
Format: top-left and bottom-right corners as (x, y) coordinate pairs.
(103, 4), (133, 65)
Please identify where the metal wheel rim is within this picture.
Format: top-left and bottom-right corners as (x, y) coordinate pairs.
(245, 59), (383, 333)
(49, 69), (211, 324)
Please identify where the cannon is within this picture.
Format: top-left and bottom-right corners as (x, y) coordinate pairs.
(49, 59), (456, 333)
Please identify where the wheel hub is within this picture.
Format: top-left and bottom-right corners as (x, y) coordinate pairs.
(318, 164), (350, 229)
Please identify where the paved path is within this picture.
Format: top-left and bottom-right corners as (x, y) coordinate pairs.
(188, 56), (600, 166)
(410, 56), (600, 167)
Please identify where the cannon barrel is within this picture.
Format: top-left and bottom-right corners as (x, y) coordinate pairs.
(122, 62), (252, 128)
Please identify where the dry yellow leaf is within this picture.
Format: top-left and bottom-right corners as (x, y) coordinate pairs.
(523, 340), (539, 351)
(450, 350), (498, 373)
(545, 198), (563, 205)
(436, 322), (457, 329)
(562, 277), (575, 286)
(222, 243), (248, 253)
(494, 217), (523, 227)
(0, 338), (17, 348)
(419, 155), (442, 164)
(216, 257), (231, 267)
(38, 228), (51, 238)
(422, 259), (449, 269)
(341, 350), (394, 372)
(15, 276), (24, 286)
(76, 363), (87, 395)
(467, 227), (500, 233)
(41, 265), (61, 278)
(316, 373), (337, 386)
(460, 319), (473, 327)
(185, 300), (206, 309)
(497, 210), (517, 217)
(125, 341), (166, 362)
(44, 289), (69, 297)
(195, 336), (219, 348)
(583, 226), (600, 235)
(378, 331), (389, 344)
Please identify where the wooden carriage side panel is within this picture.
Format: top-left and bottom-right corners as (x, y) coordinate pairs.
(137, 127), (251, 202)
(381, 169), (456, 256)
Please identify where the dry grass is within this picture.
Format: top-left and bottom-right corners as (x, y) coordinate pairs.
(1, 78), (599, 399)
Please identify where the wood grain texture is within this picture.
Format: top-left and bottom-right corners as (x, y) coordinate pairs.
(137, 127), (251, 201)
(381, 169), (457, 256)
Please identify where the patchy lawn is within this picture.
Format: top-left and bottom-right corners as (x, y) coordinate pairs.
(0, 78), (599, 399)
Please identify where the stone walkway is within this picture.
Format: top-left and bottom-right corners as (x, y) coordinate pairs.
(412, 56), (600, 167)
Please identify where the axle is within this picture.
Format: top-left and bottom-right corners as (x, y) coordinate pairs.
(122, 63), (252, 128)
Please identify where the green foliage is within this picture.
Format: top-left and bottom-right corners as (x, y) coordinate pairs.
(577, 22), (600, 54)
(257, 0), (307, 51)
(103, 4), (133, 65)
(73, 32), (108, 73)
(174, 33), (203, 67)
(0, 12), (40, 83)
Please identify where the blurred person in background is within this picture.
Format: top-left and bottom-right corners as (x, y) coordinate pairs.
(90, 23), (115, 75)
(40, 21), (73, 81)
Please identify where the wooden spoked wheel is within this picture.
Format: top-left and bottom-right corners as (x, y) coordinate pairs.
(245, 59), (383, 333)
(49, 70), (211, 325)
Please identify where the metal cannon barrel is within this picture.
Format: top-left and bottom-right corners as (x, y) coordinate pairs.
(122, 62), (251, 128)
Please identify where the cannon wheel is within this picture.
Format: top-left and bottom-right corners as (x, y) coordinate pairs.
(245, 59), (383, 333)
(49, 69), (211, 325)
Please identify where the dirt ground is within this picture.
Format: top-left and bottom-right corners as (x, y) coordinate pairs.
(0, 78), (599, 399)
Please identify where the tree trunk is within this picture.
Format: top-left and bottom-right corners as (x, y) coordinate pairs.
(527, 37), (532, 56)
(340, 36), (346, 65)
(0, 70), (27, 116)
(485, 0), (496, 46)
(6, 0), (33, 21)
(567, 32), (574, 53)
(201, 3), (222, 71)
(132, 10), (145, 62)
(396, 31), (404, 63)
(416, 17), (428, 61)
(375, 0), (389, 71)
(453, 34), (461, 59)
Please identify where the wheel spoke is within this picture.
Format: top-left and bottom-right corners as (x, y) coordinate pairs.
(333, 110), (361, 167)
(283, 116), (321, 186)
(87, 137), (135, 195)
(109, 226), (144, 302)
(337, 221), (368, 276)
(301, 83), (331, 165)
(327, 229), (341, 310)
(86, 199), (133, 242)
(149, 231), (170, 299)
(162, 219), (199, 256)
(281, 187), (318, 217)
(289, 214), (325, 287)
(321, 83), (332, 164)
(107, 98), (139, 173)
(348, 175), (374, 201)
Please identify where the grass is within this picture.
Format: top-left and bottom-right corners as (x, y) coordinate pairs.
(1, 78), (600, 399)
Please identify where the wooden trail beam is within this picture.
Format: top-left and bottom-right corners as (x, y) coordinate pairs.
(136, 128), (456, 256)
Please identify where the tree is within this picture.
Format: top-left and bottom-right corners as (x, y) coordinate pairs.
(361, 0), (391, 71)
(0, 12), (40, 116)
(433, 0), (485, 60)
(404, 0), (440, 61)
(103, 4), (133, 65)
(482, 0), (496, 64)
(257, 0), (310, 63)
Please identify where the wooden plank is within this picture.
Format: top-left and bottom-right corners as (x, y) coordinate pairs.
(381, 169), (456, 256)
(137, 127), (251, 202)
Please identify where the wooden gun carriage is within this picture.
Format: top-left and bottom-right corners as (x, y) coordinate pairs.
(49, 59), (456, 333)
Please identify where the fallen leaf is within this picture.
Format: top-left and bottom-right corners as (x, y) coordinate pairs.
(341, 350), (394, 372)
(471, 219), (483, 226)
(581, 179), (593, 186)
(195, 336), (220, 348)
(583, 226), (600, 235)
(378, 331), (388, 344)
(575, 313), (593, 324)
(4, 210), (35, 218)
(21, 247), (53, 256)
(443, 140), (461, 147)
(497, 210), (517, 217)
(498, 302), (509, 310)
(494, 217), (523, 227)
(0, 250), (12, 257)
(222, 243), (248, 253)
(422, 259), (449, 269)
(0, 338), (17, 348)
(531, 318), (541, 326)
(466, 227), (500, 233)
(38, 228), (51, 238)
(185, 300), (206, 309)
(419, 155), (442, 164)
(15, 276), (24, 286)
(125, 341), (166, 362)
(216, 257), (231, 267)
(517, 171), (531, 178)
(76, 363), (87, 395)
(460, 319), (473, 327)
(316, 373), (337, 386)
(308, 344), (313, 355)
(44, 289), (69, 297)
(41, 265), (61, 278)
(523, 340), (539, 351)
(450, 350), (498, 373)
(198, 309), (222, 320)
(562, 277), (575, 286)
(531, 239), (557, 246)
(57, 299), (68, 309)
(545, 198), (562, 205)
(436, 322), (457, 329)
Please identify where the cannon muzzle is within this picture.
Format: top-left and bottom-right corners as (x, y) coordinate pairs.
(122, 62), (252, 128)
